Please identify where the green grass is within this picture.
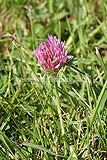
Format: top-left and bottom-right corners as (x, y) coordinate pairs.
(0, 0), (107, 159)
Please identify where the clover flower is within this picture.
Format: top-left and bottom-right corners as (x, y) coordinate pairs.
(34, 34), (73, 72)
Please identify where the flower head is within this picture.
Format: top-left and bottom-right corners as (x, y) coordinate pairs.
(34, 34), (73, 72)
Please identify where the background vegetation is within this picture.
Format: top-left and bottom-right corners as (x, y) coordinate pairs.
(0, 0), (107, 159)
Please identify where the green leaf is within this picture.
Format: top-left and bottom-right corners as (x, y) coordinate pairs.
(54, 11), (68, 21)
(95, 47), (107, 79)
(0, 131), (28, 160)
(23, 142), (66, 158)
(98, 89), (107, 114)
(90, 80), (107, 128)
(74, 58), (92, 65)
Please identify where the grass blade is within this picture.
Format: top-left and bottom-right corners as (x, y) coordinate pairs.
(90, 80), (107, 128)
(23, 142), (66, 158)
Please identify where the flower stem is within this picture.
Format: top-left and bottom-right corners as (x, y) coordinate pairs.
(55, 81), (66, 153)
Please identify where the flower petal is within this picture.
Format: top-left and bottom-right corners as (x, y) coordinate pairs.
(34, 34), (73, 72)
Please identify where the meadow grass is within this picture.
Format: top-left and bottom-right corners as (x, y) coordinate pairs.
(0, 0), (107, 159)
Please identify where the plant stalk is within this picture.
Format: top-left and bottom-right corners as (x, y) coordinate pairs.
(55, 81), (67, 154)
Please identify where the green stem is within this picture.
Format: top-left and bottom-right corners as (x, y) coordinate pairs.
(59, 21), (61, 42)
(55, 81), (67, 154)
(55, 81), (64, 135)
(28, 9), (34, 50)
(7, 43), (14, 96)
